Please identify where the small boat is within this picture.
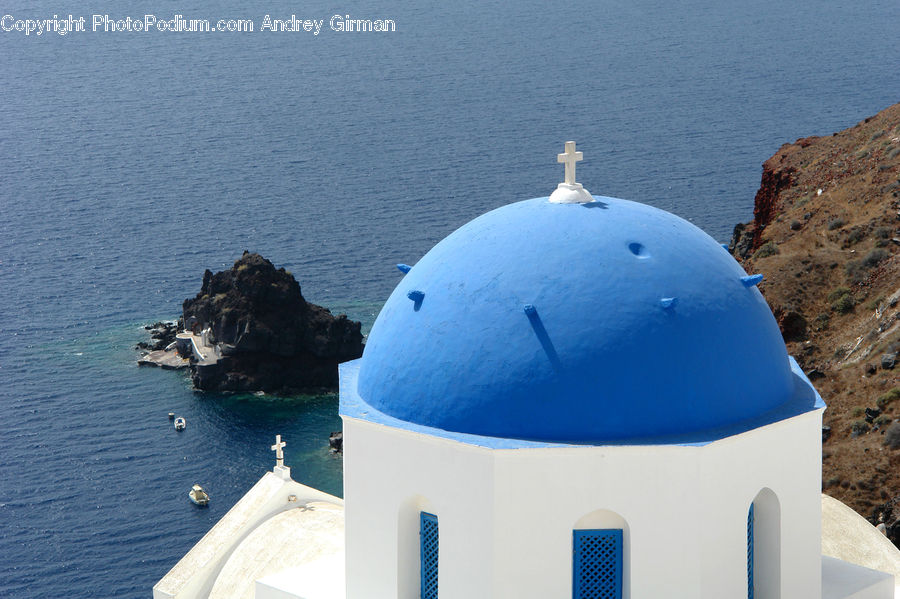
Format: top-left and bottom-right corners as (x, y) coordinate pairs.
(189, 484), (209, 506)
(174, 417), (186, 431)
(168, 412), (175, 420)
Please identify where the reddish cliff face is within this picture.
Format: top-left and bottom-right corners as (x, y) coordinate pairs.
(731, 103), (900, 537)
(751, 159), (795, 249)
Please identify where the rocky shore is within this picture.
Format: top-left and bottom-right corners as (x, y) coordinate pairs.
(137, 252), (364, 394)
(137, 321), (180, 352)
(136, 321), (190, 370)
(729, 102), (900, 542)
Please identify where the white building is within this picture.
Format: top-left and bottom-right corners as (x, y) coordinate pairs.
(155, 143), (900, 599)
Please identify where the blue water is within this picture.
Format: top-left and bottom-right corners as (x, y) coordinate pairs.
(0, 0), (897, 596)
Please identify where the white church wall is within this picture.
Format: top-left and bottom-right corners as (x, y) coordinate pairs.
(343, 407), (822, 599)
(396, 494), (436, 598)
(491, 442), (705, 599)
(752, 488), (782, 599)
(343, 418), (496, 599)
(694, 407), (823, 599)
(821, 556), (896, 599)
(491, 408), (822, 599)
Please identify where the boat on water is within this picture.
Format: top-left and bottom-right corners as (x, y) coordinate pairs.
(189, 484), (209, 506)
(174, 417), (186, 431)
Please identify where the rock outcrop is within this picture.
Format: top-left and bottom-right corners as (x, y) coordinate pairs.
(729, 103), (900, 534)
(136, 321), (191, 369)
(136, 321), (180, 351)
(182, 252), (364, 394)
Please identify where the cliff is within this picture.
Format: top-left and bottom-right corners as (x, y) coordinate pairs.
(731, 103), (900, 539)
(182, 252), (364, 394)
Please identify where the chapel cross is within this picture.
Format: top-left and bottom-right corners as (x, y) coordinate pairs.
(557, 141), (583, 185)
(271, 434), (286, 468)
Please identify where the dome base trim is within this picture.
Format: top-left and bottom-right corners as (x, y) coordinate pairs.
(339, 358), (825, 449)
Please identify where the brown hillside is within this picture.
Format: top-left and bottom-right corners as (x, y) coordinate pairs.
(731, 102), (900, 533)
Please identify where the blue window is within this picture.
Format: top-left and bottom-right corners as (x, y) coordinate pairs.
(573, 529), (622, 599)
(420, 512), (439, 599)
(748, 503), (755, 599)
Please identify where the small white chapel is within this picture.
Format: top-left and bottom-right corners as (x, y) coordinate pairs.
(154, 143), (900, 599)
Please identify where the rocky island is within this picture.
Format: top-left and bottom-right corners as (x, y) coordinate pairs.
(139, 252), (364, 394)
(730, 102), (900, 542)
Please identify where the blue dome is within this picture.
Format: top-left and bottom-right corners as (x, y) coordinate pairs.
(356, 196), (795, 443)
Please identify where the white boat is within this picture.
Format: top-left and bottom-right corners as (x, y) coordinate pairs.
(174, 417), (186, 431)
(189, 484), (209, 506)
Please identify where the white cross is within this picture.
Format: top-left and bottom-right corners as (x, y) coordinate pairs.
(271, 434), (286, 467)
(557, 141), (583, 185)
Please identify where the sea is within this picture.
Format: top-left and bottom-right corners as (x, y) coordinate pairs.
(0, 0), (897, 596)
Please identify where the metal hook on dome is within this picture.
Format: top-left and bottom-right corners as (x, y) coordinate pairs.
(741, 274), (764, 288)
(660, 297), (678, 310)
(523, 304), (562, 374)
(407, 289), (425, 311)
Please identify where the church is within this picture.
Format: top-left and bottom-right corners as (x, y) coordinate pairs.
(154, 143), (900, 599)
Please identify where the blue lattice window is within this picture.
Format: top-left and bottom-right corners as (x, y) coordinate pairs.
(573, 529), (622, 599)
(420, 512), (439, 599)
(748, 503), (755, 599)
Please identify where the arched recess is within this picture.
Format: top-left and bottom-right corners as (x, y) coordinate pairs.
(398, 494), (436, 599)
(748, 488), (781, 599)
(573, 509), (630, 599)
